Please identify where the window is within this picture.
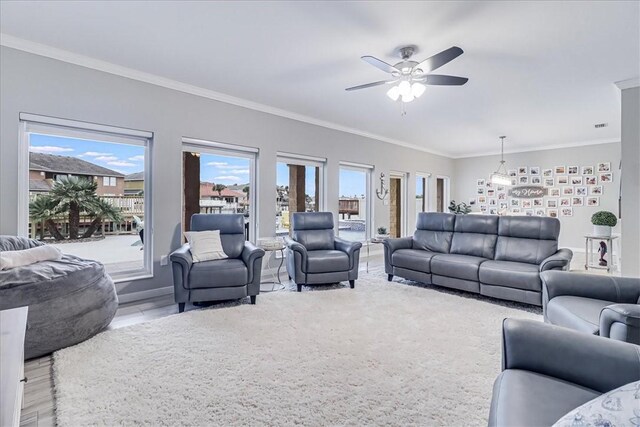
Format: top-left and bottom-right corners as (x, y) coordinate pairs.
(389, 171), (409, 237)
(20, 114), (153, 280)
(436, 176), (450, 213)
(276, 153), (325, 235)
(416, 173), (430, 214)
(338, 162), (372, 242)
(182, 138), (257, 241)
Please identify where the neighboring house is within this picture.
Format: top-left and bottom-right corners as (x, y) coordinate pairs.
(29, 152), (125, 196)
(199, 182), (247, 213)
(124, 172), (144, 195)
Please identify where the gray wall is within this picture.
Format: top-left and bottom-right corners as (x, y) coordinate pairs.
(452, 143), (621, 250)
(0, 47), (454, 296)
(620, 86), (640, 277)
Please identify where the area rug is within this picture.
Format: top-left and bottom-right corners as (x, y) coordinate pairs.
(53, 273), (541, 426)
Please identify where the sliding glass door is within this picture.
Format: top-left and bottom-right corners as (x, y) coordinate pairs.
(338, 163), (372, 242)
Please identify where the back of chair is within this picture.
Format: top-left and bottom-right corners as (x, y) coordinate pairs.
(190, 214), (245, 258)
(412, 213), (456, 253)
(291, 212), (335, 251)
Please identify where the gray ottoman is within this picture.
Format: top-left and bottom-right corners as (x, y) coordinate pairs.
(0, 236), (118, 359)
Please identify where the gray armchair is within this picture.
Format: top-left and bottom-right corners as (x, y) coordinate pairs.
(284, 212), (362, 292)
(542, 270), (640, 344)
(170, 214), (265, 312)
(488, 318), (640, 427)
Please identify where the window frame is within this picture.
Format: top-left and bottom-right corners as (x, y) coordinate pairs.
(416, 172), (432, 213)
(276, 152), (327, 213)
(338, 161), (373, 241)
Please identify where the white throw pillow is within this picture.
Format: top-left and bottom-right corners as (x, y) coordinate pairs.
(553, 380), (640, 427)
(184, 230), (228, 262)
(0, 245), (63, 270)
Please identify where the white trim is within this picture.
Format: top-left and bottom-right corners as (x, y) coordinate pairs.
(339, 160), (374, 170)
(436, 175), (451, 213)
(389, 171), (410, 237)
(455, 138), (620, 159)
(1, 34), (449, 158)
(116, 285), (172, 304)
(19, 112), (152, 139)
(276, 151), (327, 164)
(182, 137), (259, 154)
(615, 77), (640, 90)
(17, 122), (29, 237)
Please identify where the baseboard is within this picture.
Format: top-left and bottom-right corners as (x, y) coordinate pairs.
(117, 286), (173, 304)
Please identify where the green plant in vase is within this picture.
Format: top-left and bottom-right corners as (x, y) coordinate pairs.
(591, 211), (617, 237)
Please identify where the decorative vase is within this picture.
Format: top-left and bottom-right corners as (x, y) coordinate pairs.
(592, 225), (611, 237)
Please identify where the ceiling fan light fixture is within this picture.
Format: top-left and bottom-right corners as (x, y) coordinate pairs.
(411, 82), (426, 98)
(398, 81), (411, 97)
(386, 86), (400, 101)
(401, 92), (415, 103)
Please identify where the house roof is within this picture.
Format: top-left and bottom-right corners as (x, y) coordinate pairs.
(29, 179), (53, 192)
(200, 183), (245, 198)
(29, 152), (124, 177)
(125, 172), (144, 181)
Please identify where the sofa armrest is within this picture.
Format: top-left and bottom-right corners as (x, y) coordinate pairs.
(501, 318), (640, 393)
(170, 244), (193, 289)
(600, 304), (640, 344)
(334, 237), (362, 269)
(382, 236), (413, 253)
(242, 242), (265, 283)
(284, 235), (307, 269)
(542, 271), (640, 306)
(539, 248), (573, 272)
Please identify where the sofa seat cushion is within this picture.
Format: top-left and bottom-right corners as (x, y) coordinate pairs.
(306, 250), (350, 273)
(188, 258), (247, 288)
(479, 260), (542, 292)
(546, 296), (611, 335)
(391, 249), (436, 273)
(489, 370), (600, 427)
(430, 254), (487, 282)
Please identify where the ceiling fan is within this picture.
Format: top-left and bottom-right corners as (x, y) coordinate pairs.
(346, 45), (468, 103)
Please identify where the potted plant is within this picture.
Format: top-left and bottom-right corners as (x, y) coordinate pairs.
(591, 211), (617, 237)
(448, 200), (472, 214)
(376, 226), (389, 239)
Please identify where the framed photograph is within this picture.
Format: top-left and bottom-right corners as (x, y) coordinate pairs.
(543, 168), (553, 177)
(535, 209), (545, 217)
(584, 175), (597, 185)
(547, 209), (558, 218)
(519, 176), (529, 184)
(559, 197), (571, 207)
(522, 200), (532, 208)
(477, 196), (487, 204)
(567, 166), (579, 175)
(590, 185), (603, 195)
(544, 178), (554, 187)
(530, 176), (541, 185)
(587, 197), (600, 207)
(600, 173), (613, 183)
(476, 179), (485, 187)
(496, 185), (505, 192)
(487, 189), (496, 197)
(597, 162), (611, 172)
(486, 181), (493, 188)
(477, 187), (485, 195)
(560, 207), (573, 217)
(511, 178), (517, 186)
(556, 176), (568, 185)
(511, 208), (521, 214)
(571, 176), (583, 185)
(530, 166), (540, 175)
(546, 199), (557, 208)
(498, 192), (507, 200)
(489, 198), (497, 206)
(489, 208), (498, 215)
(510, 199), (520, 207)
(518, 167), (528, 175)
(581, 166), (594, 175)
(508, 169), (517, 177)
(562, 186), (574, 195)
(499, 202), (508, 210)
(555, 166), (566, 174)
(468, 198), (476, 206)
(525, 209), (534, 216)
(533, 198), (543, 207)
(575, 186), (587, 196)
(571, 196), (583, 206)
(480, 205), (488, 212)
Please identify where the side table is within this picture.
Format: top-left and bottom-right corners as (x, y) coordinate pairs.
(259, 244), (285, 292)
(584, 234), (619, 273)
(365, 237), (386, 273)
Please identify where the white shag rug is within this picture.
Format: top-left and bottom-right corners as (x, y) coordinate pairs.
(53, 273), (541, 426)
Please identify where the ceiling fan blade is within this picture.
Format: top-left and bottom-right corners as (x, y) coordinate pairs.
(414, 46), (464, 74)
(345, 80), (398, 91)
(361, 56), (398, 74)
(421, 74), (469, 86)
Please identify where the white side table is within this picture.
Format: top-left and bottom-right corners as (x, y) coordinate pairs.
(365, 237), (386, 273)
(258, 242), (286, 292)
(584, 234), (619, 273)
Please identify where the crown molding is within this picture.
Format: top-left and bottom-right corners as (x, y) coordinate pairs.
(0, 33), (450, 158)
(454, 137), (620, 159)
(615, 77), (640, 90)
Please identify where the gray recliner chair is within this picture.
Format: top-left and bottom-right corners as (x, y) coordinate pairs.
(284, 212), (362, 292)
(170, 214), (265, 312)
(542, 270), (640, 344)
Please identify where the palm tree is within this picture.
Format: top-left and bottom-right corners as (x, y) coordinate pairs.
(29, 196), (65, 241)
(82, 198), (123, 238)
(50, 176), (98, 239)
(213, 183), (227, 197)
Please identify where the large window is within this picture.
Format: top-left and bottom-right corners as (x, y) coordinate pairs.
(276, 153), (325, 235)
(416, 173), (430, 214)
(182, 139), (257, 241)
(338, 163), (372, 242)
(20, 114), (152, 280)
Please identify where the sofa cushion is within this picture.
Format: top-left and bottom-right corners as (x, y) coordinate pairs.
(495, 216), (560, 264)
(391, 249), (436, 273)
(412, 212), (455, 253)
(546, 296), (612, 335)
(450, 215), (499, 258)
(306, 250), (350, 273)
(489, 369), (601, 427)
(188, 259), (247, 288)
(430, 254), (486, 282)
(479, 260), (542, 291)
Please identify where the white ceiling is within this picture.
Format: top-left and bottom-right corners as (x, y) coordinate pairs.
(1, 1), (638, 158)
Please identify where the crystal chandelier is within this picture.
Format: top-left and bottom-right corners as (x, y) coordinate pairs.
(490, 136), (511, 186)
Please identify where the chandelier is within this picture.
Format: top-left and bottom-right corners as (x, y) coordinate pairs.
(490, 136), (511, 186)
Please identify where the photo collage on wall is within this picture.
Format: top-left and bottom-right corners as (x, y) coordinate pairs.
(473, 162), (612, 217)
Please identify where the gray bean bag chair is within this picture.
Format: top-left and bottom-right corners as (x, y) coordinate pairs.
(0, 236), (118, 359)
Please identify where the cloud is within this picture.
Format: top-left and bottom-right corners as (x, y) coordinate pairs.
(128, 155), (145, 161)
(30, 146), (74, 153)
(95, 156), (118, 161)
(227, 169), (249, 175)
(213, 175), (242, 182)
(82, 151), (112, 157)
(107, 161), (136, 167)
(206, 161), (228, 167)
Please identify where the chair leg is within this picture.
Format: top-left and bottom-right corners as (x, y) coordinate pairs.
(178, 303), (185, 313)
(387, 274), (393, 282)
(297, 284), (302, 292)
(250, 295), (256, 305)
(349, 280), (355, 289)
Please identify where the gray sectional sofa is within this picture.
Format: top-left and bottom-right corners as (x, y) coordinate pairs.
(383, 213), (573, 306)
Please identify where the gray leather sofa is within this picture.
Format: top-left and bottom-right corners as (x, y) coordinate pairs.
(170, 214), (265, 312)
(384, 213), (573, 306)
(542, 270), (640, 344)
(284, 212), (362, 292)
(488, 318), (640, 427)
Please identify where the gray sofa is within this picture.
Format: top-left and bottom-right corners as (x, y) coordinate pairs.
(384, 213), (573, 306)
(542, 270), (640, 344)
(0, 236), (118, 359)
(284, 212), (362, 292)
(170, 214), (265, 312)
(488, 318), (640, 426)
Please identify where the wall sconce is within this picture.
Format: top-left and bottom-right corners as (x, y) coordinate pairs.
(376, 172), (389, 200)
